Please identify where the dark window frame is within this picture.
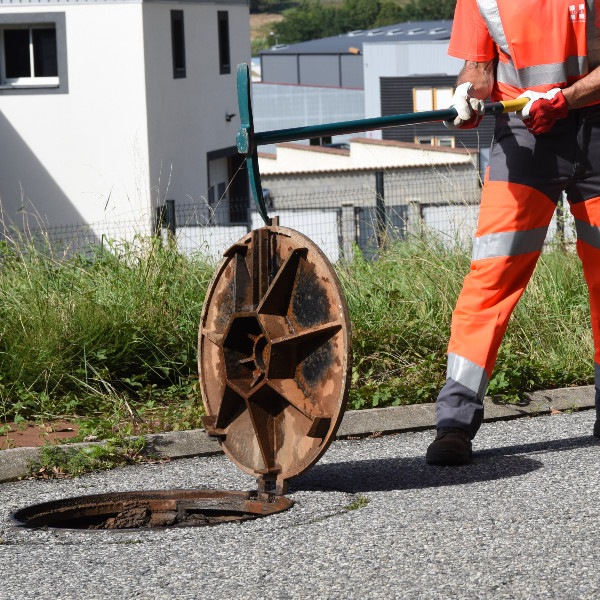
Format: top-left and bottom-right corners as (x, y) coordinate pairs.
(171, 10), (186, 79)
(0, 12), (67, 95)
(217, 11), (230, 75)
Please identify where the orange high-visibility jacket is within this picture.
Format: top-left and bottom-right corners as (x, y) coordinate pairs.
(449, 0), (600, 100)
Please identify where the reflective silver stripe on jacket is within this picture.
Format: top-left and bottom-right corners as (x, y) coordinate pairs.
(497, 57), (588, 88)
(476, 0), (510, 55)
(447, 353), (489, 400)
(475, 0), (588, 87)
(575, 219), (600, 250)
(472, 227), (547, 261)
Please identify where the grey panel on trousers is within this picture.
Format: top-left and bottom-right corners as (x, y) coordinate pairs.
(299, 55), (340, 86)
(261, 55), (298, 84)
(436, 378), (484, 439)
(340, 54), (363, 89)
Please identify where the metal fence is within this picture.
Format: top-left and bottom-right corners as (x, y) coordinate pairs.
(1, 170), (576, 263)
(168, 167), (486, 262)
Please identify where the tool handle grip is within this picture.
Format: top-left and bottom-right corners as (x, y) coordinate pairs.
(484, 98), (529, 116)
(499, 98), (529, 113)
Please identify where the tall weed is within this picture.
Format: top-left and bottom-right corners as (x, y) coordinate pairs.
(340, 235), (594, 408)
(0, 230), (214, 421)
(0, 223), (593, 422)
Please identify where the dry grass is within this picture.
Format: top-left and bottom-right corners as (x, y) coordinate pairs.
(250, 13), (284, 40)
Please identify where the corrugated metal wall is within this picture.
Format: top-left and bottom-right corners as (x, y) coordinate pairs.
(251, 83), (365, 152)
(262, 53), (363, 88)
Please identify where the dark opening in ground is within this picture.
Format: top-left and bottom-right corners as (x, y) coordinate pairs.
(11, 489), (293, 531)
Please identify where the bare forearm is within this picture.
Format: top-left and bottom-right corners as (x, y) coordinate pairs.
(562, 66), (600, 109)
(456, 60), (495, 99)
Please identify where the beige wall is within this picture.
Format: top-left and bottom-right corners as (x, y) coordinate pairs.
(262, 163), (479, 207)
(259, 137), (475, 176)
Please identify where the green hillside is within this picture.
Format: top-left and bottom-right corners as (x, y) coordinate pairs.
(251, 0), (456, 54)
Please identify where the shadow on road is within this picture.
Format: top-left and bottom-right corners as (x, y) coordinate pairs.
(293, 435), (596, 494)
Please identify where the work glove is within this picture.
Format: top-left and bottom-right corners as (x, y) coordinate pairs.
(516, 88), (568, 135)
(444, 82), (486, 130)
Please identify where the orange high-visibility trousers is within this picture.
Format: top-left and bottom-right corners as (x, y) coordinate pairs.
(436, 108), (600, 437)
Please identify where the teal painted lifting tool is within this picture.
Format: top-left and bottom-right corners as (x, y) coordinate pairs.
(236, 63), (527, 225)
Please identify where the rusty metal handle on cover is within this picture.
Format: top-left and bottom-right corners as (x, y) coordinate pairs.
(236, 63), (528, 224)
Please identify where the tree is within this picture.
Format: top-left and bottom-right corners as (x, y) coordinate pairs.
(272, 0), (457, 45)
(273, 0), (344, 44)
(343, 0), (381, 31)
(401, 0), (456, 21)
(374, 1), (404, 27)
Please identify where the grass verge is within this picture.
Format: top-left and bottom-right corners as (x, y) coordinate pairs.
(340, 234), (593, 408)
(0, 225), (594, 442)
(24, 435), (166, 479)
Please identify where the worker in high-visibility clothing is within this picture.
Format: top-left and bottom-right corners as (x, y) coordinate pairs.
(427, 0), (600, 465)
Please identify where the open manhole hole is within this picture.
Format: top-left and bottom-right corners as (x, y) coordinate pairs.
(12, 225), (351, 532)
(11, 490), (293, 531)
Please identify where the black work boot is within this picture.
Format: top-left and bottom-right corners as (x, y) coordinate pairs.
(426, 427), (472, 466)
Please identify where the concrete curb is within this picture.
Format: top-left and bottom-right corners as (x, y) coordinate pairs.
(0, 385), (595, 483)
(336, 385), (597, 437)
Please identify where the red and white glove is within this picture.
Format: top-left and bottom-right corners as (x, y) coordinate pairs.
(516, 88), (568, 135)
(444, 82), (486, 130)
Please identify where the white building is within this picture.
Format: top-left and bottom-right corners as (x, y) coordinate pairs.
(362, 40), (463, 126)
(0, 0), (250, 239)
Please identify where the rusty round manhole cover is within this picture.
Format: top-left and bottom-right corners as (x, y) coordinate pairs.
(199, 225), (352, 492)
(11, 490), (293, 531)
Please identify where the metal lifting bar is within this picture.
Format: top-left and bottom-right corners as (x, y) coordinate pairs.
(235, 63), (528, 225)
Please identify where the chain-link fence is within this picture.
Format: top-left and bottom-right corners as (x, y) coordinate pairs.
(0, 169), (576, 262)
(169, 167), (485, 262)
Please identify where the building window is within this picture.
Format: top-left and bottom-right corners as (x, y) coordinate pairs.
(415, 136), (455, 147)
(0, 13), (67, 94)
(171, 10), (186, 79)
(1, 25), (58, 86)
(437, 137), (455, 148)
(413, 87), (454, 112)
(309, 136), (332, 146)
(218, 11), (230, 74)
(414, 89), (433, 112)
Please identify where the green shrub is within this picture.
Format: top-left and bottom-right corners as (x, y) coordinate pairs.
(0, 224), (594, 426)
(0, 232), (213, 422)
(340, 236), (593, 408)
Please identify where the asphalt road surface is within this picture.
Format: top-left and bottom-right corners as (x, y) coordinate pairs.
(1, 410), (599, 600)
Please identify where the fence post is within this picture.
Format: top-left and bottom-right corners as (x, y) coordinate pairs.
(341, 203), (355, 261)
(165, 199), (176, 237)
(556, 194), (565, 249)
(407, 199), (422, 238)
(375, 171), (386, 248)
(154, 200), (176, 240)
